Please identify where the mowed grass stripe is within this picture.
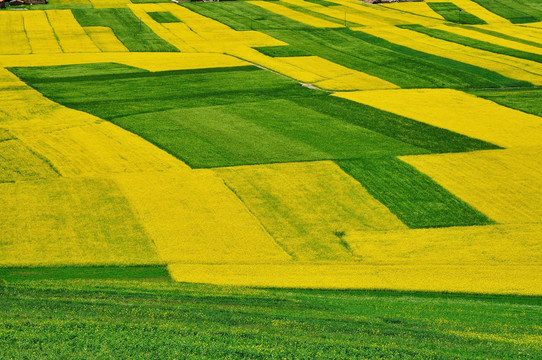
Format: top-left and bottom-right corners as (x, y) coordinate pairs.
(72, 8), (178, 52)
(336, 157), (494, 228)
(400, 24), (542, 63)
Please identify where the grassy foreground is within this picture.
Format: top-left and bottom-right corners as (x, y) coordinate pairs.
(1, 271), (541, 359)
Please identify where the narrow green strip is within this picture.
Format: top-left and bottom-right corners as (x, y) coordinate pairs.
(400, 24), (542, 63)
(148, 11), (182, 24)
(0, 266), (171, 282)
(337, 157), (495, 229)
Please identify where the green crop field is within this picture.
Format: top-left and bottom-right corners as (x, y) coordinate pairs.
(1, 0), (542, 357)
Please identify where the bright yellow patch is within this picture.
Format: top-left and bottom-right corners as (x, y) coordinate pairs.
(334, 89), (542, 148)
(401, 148), (542, 224)
(84, 26), (129, 52)
(113, 170), (291, 264)
(214, 161), (406, 262)
(0, 177), (161, 267)
(344, 224), (542, 265)
(356, 25), (542, 85)
(248, 1), (343, 28)
(168, 263), (541, 295)
(0, 12), (31, 55)
(23, 11), (62, 54)
(46, 10), (101, 53)
(89, 0), (128, 8)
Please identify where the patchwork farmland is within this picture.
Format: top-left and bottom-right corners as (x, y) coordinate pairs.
(1, 0), (541, 358)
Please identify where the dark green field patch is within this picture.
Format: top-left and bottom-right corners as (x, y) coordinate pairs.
(0, 266), (170, 282)
(471, 0), (541, 24)
(183, 2), (529, 89)
(400, 24), (542, 63)
(427, 2), (486, 24)
(112, 99), (424, 168)
(468, 88), (542, 117)
(337, 157), (495, 228)
(0, 280), (540, 359)
(11, 63), (501, 167)
(147, 11), (182, 23)
(72, 8), (179, 52)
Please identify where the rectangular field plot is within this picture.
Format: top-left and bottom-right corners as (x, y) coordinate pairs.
(0, 177), (160, 267)
(214, 161), (406, 262)
(0, 139), (59, 182)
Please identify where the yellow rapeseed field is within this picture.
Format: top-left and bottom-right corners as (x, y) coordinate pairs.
(401, 148), (542, 224)
(0, 177), (161, 267)
(0, 138), (59, 182)
(0, 12), (30, 55)
(214, 161), (406, 262)
(46, 10), (101, 53)
(344, 223), (542, 265)
(356, 25), (542, 85)
(113, 170), (291, 264)
(248, 1), (343, 28)
(335, 89), (542, 148)
(89, 0), (128, 8)
(23, 11), (63, 54)
(83, 26), (129, 52)
(168, 263), (541, 295)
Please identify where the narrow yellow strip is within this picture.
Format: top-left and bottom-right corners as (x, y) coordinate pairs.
(168, 263), (542, 295)
(426, 0), (510, 24)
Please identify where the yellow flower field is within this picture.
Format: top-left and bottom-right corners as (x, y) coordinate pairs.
(214, 161), (406, 262)
(344, 224), (542, 265)
(0, 137), (59, 182)
(0, 177), (161, 267)
(168, 263), (541, 295)
(113, 170), (291, 264)
(335, 89), (542, 148)
(23, 11), (63, 54)
(83, 26), (129, 52)
(46, 10), (101, 53)
(248, 1), (343, 28)
(356, 25), (542, 85)
(401, 148), (542, 224)
(0, 12), (30, 55)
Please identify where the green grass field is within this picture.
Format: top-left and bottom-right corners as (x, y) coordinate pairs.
(1, 276), (540, 359)
(468, 88), (542, 117)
